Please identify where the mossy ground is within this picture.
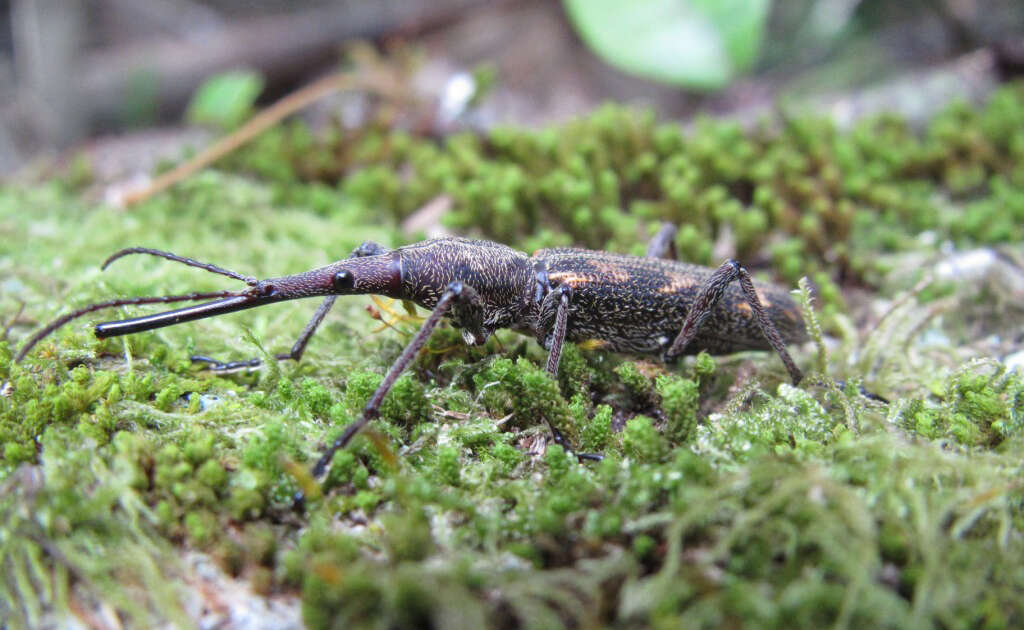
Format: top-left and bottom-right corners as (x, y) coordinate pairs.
(2, 85), (1024, 629)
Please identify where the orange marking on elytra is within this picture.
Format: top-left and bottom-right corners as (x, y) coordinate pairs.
(658, 274), (698, 293)
(549, 272), (592, 287)
(736, 289), (774, 318)
(588, 261), (631, 283)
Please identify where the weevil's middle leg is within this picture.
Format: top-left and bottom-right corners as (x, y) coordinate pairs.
(312, 281), (478, 479)
(544, 286), (571, 376)
(540, 287), (602, 461)
(541, 286), (575, 454)
(194, 241), (388, 372)
(666, 259), (803, 385)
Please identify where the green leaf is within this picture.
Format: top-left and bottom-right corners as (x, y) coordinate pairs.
(186, 70), (265, 129)
(563, 0), (770, 89)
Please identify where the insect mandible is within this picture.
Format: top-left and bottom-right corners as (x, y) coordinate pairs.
(17, 224), (806, 476)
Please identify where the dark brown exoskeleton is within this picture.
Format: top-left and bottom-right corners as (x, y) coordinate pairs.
(17, 225), (806, 476)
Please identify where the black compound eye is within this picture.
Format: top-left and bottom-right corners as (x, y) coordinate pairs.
(333, 270), (354, 291)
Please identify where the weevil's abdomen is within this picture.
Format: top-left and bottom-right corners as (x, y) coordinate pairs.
(534, 248), (806, 356)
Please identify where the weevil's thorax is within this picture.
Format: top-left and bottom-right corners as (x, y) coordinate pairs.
(397, 238), (534, 332)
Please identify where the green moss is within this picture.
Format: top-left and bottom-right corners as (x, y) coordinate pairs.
(474, 357), (575, 438)
(488, 442), (522, 476)
(381, 508), (435, 563)
(693, 351), (716, 380)
(324, 449), (359, 487)
(4, 84), (1024, 629)
(3, 442), (34, 464)
(343, 370), (430, 433)
(228, 487), (266, 521)
(581, 404), (613, 452)
(544, 443), (571, 481)
(351, 490), (382, 513)
(435, 445), (461, 486)
(153, 381), (181, 411)
(184, 510), (218, 547)
(616, 361), (654, 400)
(299, 377), (334, 418)
(623, 415), (668, 463)
(656, 374), (699, 444)
(196, 459), (227, 490)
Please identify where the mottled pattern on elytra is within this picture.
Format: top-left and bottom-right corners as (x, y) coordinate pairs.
(533, 248), (806, 356)
(372, 238), (805, 359)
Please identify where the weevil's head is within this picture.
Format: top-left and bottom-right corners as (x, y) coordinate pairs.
(88, 251), (406, 342)
(258, 250), (404, 300)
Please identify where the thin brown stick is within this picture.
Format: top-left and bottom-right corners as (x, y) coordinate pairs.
(119, 69), (398, 206)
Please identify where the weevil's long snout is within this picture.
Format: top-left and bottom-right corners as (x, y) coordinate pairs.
(91, 272), (333, 339)
(17, 249), (405, 361)
(94, 294), (277, 338)
(94, 252), (404, 339)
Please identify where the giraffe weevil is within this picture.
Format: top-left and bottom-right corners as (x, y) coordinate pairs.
(17, 224), (806, 476)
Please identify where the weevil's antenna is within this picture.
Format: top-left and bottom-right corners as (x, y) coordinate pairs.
(14, 290), (245, 363)
(103, 248), (258, 285)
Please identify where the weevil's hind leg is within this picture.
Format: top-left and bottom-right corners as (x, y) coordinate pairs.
(312, 281), (477, 479)
(193, 242), (390, 372)
(541, 287), (603, 461)
(666, 259), (803, 385)
(646, 222), (679, 260)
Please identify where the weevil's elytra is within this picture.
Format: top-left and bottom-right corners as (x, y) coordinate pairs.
(17, 229), (807, 479)
(531, 248), (805, 357)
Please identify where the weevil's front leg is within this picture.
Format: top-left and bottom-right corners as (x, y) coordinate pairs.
(646, 222), (679, 260)
(194, 242), (389, 372)
(666, 260), (803, 385)
(451, 283), (487, 345)
(311, 281), (477, 479)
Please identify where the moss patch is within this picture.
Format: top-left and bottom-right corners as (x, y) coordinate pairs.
(2, 85), (1024, 628)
